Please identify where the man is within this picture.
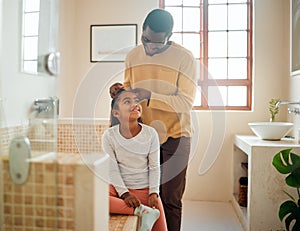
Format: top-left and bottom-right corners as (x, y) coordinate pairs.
(123, 9), (197, 231)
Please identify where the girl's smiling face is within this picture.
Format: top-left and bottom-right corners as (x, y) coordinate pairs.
(113, 91), (142, 123)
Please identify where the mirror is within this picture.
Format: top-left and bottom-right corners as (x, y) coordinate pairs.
(21, 0), (60, 76)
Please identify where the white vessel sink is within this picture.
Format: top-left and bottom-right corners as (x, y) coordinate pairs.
(248, 122), (293, 140)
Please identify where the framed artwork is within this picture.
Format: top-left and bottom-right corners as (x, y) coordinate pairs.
(90, 24), (137, 62)
(291, 0), (300, 76)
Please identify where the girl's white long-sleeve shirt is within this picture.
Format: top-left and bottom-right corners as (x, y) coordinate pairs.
(102, 123), (160, 197)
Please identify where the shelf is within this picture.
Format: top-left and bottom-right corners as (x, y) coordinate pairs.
(231, 194), (247, 231)
(241, 162), (248, 172)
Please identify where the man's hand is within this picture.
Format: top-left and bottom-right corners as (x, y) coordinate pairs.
(121, 192), (141, 208)
(132, 88), (151, 101)
(148, 193), (159, 209)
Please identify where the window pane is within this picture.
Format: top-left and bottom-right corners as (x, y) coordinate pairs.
(183, 34), (200, 58)
(193, 86), (202, 106)
(208, 86), (227, 106)
(162, 0), (252, 110)
(183, 8), (200, 32)
(208, 58), (227, 79)
(228, 31), (247, 57)
(165, 7), (182, 32)
(23, 61), (38, 73)
(24, 12), (39, 36)
(208, 31), (227, 57)
(171, 33), (183, 45)
(208, 4), (227, 31)
(228, 0), (248, 3)
(165, 0), (182, 5)
(228, 58), (247, 79)
(228, 86), (247, 106)
(209, 0), (227, 4)
(23, 37), (38, 60)
(24, 0), (40, 12)
(228, 4), (247, 30)
(183, 0), (201, 6)
(196, 60), (201, 81)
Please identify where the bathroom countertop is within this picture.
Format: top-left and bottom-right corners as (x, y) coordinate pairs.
(56, 152), (108, 165)
(233, 135), (300, 231)
(58, 117), (110, 125)
(235, 135), (300, 155)
(2, 152), (109, 166)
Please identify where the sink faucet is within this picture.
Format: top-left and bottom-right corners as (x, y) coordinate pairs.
(275, 101), (300, 108)
(32, 96), (59, 118)
(276, 101), (300, 115)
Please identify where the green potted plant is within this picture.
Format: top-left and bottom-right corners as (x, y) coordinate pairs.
(269, 98), (281, 122)
(272, 148), (300, 231)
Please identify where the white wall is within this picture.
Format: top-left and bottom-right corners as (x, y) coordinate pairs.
(58, 0), (158, 118)
(0, 0), (57, 127)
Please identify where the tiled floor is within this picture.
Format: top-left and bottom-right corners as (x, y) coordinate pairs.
(182, 200), (244, 231)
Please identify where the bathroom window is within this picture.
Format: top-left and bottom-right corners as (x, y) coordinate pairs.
(22, 0), (40, 74)
(160, 0), (253, 110)
(21, 0), (60, 76)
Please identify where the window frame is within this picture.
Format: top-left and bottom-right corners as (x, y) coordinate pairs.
(22, 0), (40, 74)
(160, 0), (253, 110)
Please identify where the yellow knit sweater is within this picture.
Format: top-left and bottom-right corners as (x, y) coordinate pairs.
(124, 42), (197, 144)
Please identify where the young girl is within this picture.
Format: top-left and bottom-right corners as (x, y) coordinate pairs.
(102, 89), (167, 231)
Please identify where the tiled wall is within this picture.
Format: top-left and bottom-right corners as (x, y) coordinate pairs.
(29, 121), (57, 153)
(2, 159), (58, 231)
(58, 120), (109, 153)
(0, 121), (56, 157)
(1, 119), (109, 231)
(0, 119), (109, 156)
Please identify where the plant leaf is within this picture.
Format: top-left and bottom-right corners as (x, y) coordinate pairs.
(286, 168), (300, 188)
(279, 200), (300, 231)
(268, 98), (280, 121)
(279, 200), (297, 221)
(285, 214), (294, 231)
(292, 221), (300, 231)
(273, 149), (300, 231)
(290, 153), (300, 171)
(272, 149), (293, 174)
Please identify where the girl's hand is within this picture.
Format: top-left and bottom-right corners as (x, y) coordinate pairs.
(122, 193), (141, 208)
(148, 193), (159, 209)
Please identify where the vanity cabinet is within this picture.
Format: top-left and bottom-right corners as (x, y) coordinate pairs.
(232, 135), (300, 231)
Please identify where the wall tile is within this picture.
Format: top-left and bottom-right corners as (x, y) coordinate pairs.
(1, 120), (109, 230)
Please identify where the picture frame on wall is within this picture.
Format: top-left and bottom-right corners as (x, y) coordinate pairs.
(291, 0), (300, 76)
(90, 24), (137, 62)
